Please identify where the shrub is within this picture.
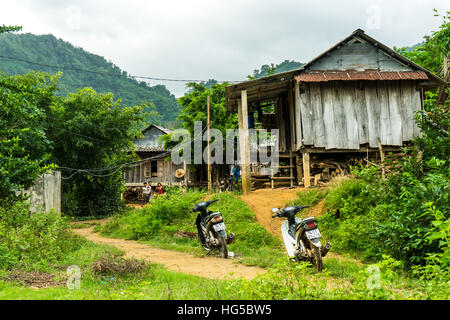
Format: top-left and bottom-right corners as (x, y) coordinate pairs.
(0, 201), (85, 270)
(228, 258), (404, 300)
(91, 253), (149, 276)
(100, 190), (205, 240)
(289, 188), (329, 214)
(100, 191), (282, 268)
(318, 153), (449, 269)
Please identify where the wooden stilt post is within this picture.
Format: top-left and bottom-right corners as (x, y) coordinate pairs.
(271, 168), (274, 189)
(302, 152), (311, 188)
(294, 81), (302, 150)
(289, 151), (293, 188)
(238, 90), (251, 195)
(366, 147), (369, 167)
(296, 155), (302, 186)
(207, 95), (212, 193)
(377, 138), (385, 179)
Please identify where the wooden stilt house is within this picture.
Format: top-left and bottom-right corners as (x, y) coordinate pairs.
(123, 124), (188, 188)
(225, 29), (445, 192)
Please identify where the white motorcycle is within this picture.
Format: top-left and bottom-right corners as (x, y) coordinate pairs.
(272, 205), (331, 271)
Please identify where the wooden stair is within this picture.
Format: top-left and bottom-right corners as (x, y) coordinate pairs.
(270, 151), (295, 188)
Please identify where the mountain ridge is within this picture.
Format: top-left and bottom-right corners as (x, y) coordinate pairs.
(0, 32), (181, 126)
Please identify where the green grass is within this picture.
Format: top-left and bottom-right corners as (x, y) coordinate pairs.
(0, 238), (238, 300)
(70, 222), (100, 229)
(98, 192), (284, 268)
(288, 188), (329, 216)
(0, 238), (432, 300)
(0, 225), (442, 300)
(3, 188), (444, 300)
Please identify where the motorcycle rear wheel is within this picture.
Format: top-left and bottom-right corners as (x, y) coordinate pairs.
(218, 234), (228, 259)
(311, 246), (323, 272)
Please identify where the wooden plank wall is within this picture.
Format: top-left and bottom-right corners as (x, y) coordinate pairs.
(124, 159), (184, 185)
(297, 80), (422, 149)
(308, 41), (413, 72)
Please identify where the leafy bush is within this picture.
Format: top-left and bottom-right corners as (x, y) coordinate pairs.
(320, 155), (449, 268)
(227, 258), (405, 300)
(100, 190), (205, 240)
(100, 191), (283, 268)
(0, 71), (59, 204)
(0, 201), (85, 270)
(289, 188), (329, 215)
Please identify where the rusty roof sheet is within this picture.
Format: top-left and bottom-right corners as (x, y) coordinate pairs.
(295, 71), (429, 82)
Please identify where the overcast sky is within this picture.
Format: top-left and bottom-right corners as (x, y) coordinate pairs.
(1, 0), (448, 97)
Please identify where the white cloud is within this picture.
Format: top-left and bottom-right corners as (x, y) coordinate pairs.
(0, 0), (448, 97)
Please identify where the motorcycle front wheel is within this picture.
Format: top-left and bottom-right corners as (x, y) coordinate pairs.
(198, 231), (211, 252)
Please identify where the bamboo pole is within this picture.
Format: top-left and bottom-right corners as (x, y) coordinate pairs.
(302, 152), (311, 188)
(378, 138), (385, 179)
(207, 95), (211, 193)
(239, 90), (251, 195)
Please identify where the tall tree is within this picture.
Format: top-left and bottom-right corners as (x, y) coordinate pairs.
(396, 10), (449, 78)
(0, 25), (58, 203)
(161, 82), (238, 166)
(47, 88), (144, 216)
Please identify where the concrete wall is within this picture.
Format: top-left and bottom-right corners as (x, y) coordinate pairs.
(18, 171), (61, 213)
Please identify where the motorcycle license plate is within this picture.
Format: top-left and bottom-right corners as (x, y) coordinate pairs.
(213, 223), (226, 231)
(306, 229), (321, 239)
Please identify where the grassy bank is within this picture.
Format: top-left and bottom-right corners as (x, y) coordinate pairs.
(0, 195), (444, 300)
(287, 176), (449, 299)
(97, 191), (284, 268)
(0, 238), (439, 300)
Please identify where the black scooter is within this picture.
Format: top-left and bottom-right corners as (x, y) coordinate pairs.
(272, 206), (331, 271)
(191, 199), (235, 258)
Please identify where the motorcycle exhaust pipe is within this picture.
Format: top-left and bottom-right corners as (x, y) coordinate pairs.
(321, 242), (332, 257)
(226, 232), (236, 244)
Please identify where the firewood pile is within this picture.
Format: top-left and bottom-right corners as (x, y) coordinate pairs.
(249, 150), (408, 190)
(92, 253), (148, 276)
(251, 173), (271, 190)
(382, 152), (408, 173)
(123, 187), (143, 203)
(303, 155), (368, 186)
(310, 159), (350, 185)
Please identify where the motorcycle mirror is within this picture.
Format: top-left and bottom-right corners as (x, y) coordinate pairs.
(271, 208), (280, 213)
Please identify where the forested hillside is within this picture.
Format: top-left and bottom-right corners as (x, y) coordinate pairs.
(0, 33), (180, 126)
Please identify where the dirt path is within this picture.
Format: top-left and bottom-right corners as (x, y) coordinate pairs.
(240, 187), (304, 240)
(72, 226), (266, 280)
(240, 189), (363, 265)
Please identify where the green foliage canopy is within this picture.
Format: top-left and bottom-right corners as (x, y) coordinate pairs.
(161, 82), (238, 165)
(396, 10), (449, 78)
(0, 70), (58, 202)
(47, 87), (144, 216)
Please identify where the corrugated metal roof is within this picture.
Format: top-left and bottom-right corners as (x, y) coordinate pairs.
(295, 71), (428, 82)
